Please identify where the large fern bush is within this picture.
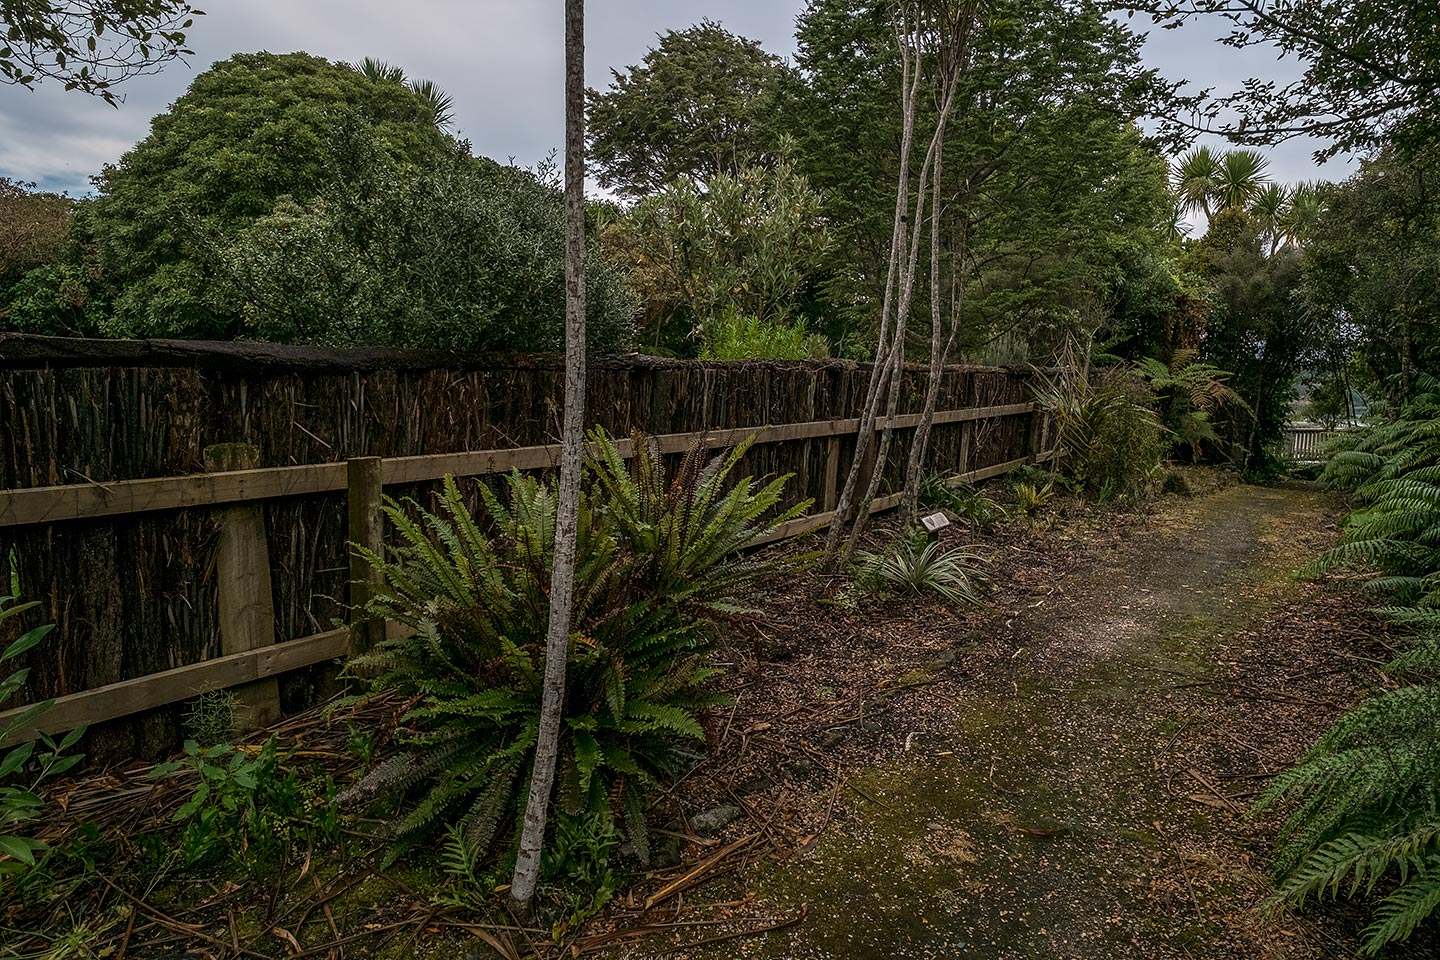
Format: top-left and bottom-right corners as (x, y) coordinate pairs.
(340, 431), (803, 866)
(1266, 385), (1440, 952)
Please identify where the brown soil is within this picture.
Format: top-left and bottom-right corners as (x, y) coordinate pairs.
(16, 474), (1421, 960)
(605, 478), (1414, 959)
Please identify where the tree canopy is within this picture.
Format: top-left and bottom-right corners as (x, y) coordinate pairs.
(586, 20), (788, 198)
(1148, 0), (1440, 159)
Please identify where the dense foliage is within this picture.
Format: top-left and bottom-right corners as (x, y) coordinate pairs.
(781, 0), (1179, 358)
(602, 158), (831, 355)
(0, 180), (72, 294)
(586, 20), (788, 198)
(1, 51), (636, 352)
(1303, 144), (1440, 406)
(1267, 389), (1440, 951)
(341, 434), (804, 867)
(1033, 348), (1166, 500)
(214, 143), (634, 353)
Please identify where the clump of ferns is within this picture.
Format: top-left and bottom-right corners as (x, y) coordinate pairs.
(337, 431), (804, 868)
(1270, 390), (1440, 952)
(1256, 626), (1440, 954)
(853, 532), (989, 607)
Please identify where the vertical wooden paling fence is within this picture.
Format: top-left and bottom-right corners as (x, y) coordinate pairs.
(0, 336), (1047, 757)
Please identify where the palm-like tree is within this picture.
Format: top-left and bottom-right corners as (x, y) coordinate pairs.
(1281, 181), (1327, 245)
(1174, 145), (1222, 220)
(1249, 182), (1291, 254)
(1215, 149), (1270, 211)
(348, 57), (455, 130)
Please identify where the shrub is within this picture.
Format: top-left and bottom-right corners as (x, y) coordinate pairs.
(1161, 471), (1192, 496)
(700, 306), (829, 361)
(340, 432), (804, 868)
(854, 537), (988, 606)
(1035, 364), (1164, 501)
(149, 737), (337, 870)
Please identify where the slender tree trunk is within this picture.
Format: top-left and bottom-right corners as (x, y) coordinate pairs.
(822, 7), (924, 564)
(837, 103), (954, 568)
(511, 0), (586, 912)
(903, 193), (966, 522)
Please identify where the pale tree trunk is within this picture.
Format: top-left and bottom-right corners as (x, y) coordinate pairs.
(834, 24), (964, 565)
(824, 2), (970, 566)
(511, 0), (586, 912)
(822, 6), (924, 565)
(901, 4), (975, 523)
(903, 195), (967, 522)
(838, 120), (942, 567)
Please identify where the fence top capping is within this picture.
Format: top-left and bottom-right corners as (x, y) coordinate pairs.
(0, 333), (1031, 376)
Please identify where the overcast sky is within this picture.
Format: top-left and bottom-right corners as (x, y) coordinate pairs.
(0, 1), (1357, 206)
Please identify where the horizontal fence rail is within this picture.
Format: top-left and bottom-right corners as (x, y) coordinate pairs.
(0, 403), (1048, 744)
(0, 403), (1034, 528)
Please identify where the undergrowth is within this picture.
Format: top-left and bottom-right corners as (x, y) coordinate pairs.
(1270, 381), (1440, 952)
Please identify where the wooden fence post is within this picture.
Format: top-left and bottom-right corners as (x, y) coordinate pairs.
(347, 457), (386, 655)
(202, 443), (282, 732)
(823, 436), (842, 513)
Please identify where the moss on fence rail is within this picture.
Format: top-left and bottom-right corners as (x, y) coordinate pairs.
(0, 334), (1034, 761)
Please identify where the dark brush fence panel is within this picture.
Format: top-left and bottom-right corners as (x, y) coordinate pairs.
(0, 335), (1039, 761)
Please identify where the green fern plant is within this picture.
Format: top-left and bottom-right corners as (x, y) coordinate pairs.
(1012, 479), (1055, 520)
(853, 538), (988, 606)
(340, 431), (805, 869)
(1270, 387), (1440, 952)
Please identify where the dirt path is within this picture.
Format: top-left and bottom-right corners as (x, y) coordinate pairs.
(679, 482), (1358, 959)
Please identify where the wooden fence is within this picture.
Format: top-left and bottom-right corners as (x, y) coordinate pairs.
(1284, 424), (1342, 462)
(0, 336), (1046, 757)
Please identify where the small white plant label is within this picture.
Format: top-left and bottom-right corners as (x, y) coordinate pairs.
(921, 512), (951, 534)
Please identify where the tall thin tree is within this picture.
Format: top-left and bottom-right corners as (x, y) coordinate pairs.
(824, 0), (968, 566)
(511, 0), (587, 912)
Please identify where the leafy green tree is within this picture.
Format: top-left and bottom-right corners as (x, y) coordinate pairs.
(73, 51), (456, 339)
(587, 20), (788, 198)
(0, 180), (72, 292)
(786, 0), (1179, 360)
(1303, 144), (1440, 402)
(1185, 207), (1314, 472)
(213, 140), (635, 354)
(606, 157), (831, 355)
(1147, 1), (1440, 158)
(0, 0), (199, 101)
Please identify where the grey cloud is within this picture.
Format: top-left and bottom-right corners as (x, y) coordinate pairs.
(0, 2), (1354, 201)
